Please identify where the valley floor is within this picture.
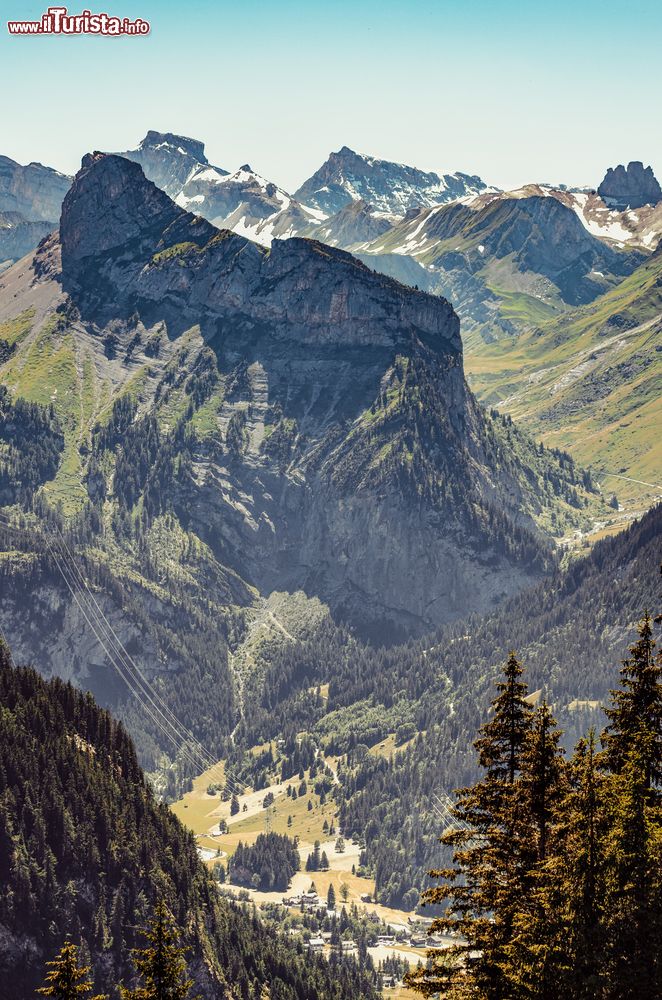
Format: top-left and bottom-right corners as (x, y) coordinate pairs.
(172, 762), (447, 965)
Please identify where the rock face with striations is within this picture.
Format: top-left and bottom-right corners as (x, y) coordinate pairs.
(2, 153), (595, 639)
(61, 154), (456, 354)
(0, 154), (70, 222)
(294, 145), (489, 216)
(0, 154), (70, 264)
(0, 211), (55, 265)
(598, 161), (662, 209)
(299, 199), (394, 248)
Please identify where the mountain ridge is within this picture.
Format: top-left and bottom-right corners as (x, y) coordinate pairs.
(0, 152), (606, 763)
(294, 144), (489, 216)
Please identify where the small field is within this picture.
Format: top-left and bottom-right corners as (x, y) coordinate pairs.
(172, 756), (423, 931)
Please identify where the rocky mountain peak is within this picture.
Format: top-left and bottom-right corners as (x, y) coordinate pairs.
(0, 153), (71, 223)
(294, 147), (488, 217)
(59, 152), (217, 286)
(118, 132), (228, 203)
(305, 198), (393, 249)
(139, 129), (208, 164)
(1, 147), (604, 640)
(597, 161), (662, 209)
(330, 145), (365, 166)
(56, 151), (461, 359)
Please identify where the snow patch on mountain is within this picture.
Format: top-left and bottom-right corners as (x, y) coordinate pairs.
(294, 146), (491, 216)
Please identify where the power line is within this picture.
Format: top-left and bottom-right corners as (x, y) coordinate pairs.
(47, 519), (223, 775)
(0, 513), (245, 794)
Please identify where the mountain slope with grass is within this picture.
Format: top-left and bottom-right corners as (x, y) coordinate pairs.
(357, 193), (644, 347)
(465, 246), (662, 503)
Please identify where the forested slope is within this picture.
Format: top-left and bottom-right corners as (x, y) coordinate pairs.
(0, 644), (379, 1000)
(225, 504), (661, 907)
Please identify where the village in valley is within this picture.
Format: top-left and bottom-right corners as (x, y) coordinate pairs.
(172, 743), (453, 997)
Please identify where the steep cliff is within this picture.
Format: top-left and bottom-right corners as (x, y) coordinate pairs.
(0, 153), (605, 753)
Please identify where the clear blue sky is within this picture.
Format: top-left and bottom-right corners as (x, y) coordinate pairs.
(1, 0), (660, 192)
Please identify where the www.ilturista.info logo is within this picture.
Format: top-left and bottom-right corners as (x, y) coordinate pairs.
(7, 6), (150, 35)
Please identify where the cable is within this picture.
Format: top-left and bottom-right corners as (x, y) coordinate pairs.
(0, 513), (238, 788)
(50, 520), (221, 769)
(49, 521), (217, 758)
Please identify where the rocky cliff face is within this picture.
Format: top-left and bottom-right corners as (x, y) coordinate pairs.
(598, 161), (662, 209)
(117, 129), (227, 198)
(0, 212), (54, 264)
(0, 154), (70, 222)
(0, 153), (602, 661)
(0, 155), (70, 265)
(294, 145), (489, 216)
(61, 154), (461, 358)
(300, 199), (394, 248)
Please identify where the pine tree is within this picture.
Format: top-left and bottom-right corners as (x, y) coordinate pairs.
(407, 653), (534, 999)
(475, 652), (533, 783)
(37, 941), (107, 1000)
(501, 704), (567, 999)
(120, 900), (194, 1000)
(520, 703), (565, 864)
(600, 607), (662, 996)
(602, 734), (662, 999)
(603, 612), (662, 792)
(549, 731), (609, 1000)
(327, 883), (336, 910)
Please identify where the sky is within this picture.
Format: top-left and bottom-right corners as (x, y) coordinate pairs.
(1, 0), (661, 193)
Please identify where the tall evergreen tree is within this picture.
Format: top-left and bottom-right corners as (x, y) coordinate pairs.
(475, 652), (533, 783)
(602, 735), (662, 1000)
(600, 606), (662, 995)
(548, 731), (609, 1000)
(502, 704), (566, 1000)
(407, 653), (534, 999)
(603, 612), (662, 792)
(37, 941), (107, 1000)
(520, 702), (565, 864)
(120, 901), (194, 1000)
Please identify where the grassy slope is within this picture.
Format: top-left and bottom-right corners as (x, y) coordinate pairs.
(1, 311), (105, 513)
(360, 200), (632, 348)
(465, 250), (662, 509)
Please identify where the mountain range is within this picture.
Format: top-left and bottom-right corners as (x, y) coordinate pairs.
(292, 144), (489, 215)
(2, 132), (659, 367)
(1, 149), (601, 629)
(0, 125), (660, 994)
(0, 132), (656, 712)
(0, 145), (612, 775)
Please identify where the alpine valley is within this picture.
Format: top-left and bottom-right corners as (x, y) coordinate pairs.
(0, 130), (660, 1000)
